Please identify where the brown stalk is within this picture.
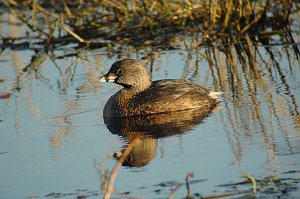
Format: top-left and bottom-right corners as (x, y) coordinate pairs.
(103, 136), (140, 199)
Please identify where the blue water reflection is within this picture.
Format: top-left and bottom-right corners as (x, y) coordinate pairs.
(1, 28), (300, 199)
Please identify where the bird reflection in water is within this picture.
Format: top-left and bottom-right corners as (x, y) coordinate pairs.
(104, 108), (218, 167)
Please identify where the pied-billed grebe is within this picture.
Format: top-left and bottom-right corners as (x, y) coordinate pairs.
(99, 59), (221, 117)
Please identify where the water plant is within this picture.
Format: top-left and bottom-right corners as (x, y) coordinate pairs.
(1, 0), (298, 50)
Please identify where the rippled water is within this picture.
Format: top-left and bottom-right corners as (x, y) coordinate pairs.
(1, 15), (300, 199)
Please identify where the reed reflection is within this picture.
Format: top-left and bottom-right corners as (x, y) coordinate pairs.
(104, 109), (216, 167)
(202, 32), (300, 161)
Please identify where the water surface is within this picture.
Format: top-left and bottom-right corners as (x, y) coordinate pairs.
(1, 14), (300, 199)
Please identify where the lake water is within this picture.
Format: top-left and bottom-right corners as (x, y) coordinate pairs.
(1, 13), (300, 198)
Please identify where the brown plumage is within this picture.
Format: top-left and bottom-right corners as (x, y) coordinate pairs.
(99, 59), (221, 117)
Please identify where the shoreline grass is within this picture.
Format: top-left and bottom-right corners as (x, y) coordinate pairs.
(1, 0), (299, 51)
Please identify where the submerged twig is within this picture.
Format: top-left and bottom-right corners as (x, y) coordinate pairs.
(167, 184), (183, 199)
(243, 173), (257, 193)
(201, 190), (249, 199)
(185, 171), (194, 198)
(103, 136), (140, 199)
(167, 171), (194, 199)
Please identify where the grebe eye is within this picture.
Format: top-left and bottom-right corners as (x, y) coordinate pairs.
(116, 68), (124, 75)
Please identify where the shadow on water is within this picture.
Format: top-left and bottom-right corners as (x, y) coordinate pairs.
(104, 108), (217, 167)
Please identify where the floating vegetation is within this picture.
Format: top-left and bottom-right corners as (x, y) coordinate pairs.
(41, 171), (300, 198)
(218, 175), (299, 198)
